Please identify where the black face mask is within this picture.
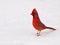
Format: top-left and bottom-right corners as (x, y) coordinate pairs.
(31, 13), (35, 18)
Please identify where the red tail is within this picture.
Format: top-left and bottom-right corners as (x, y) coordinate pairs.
(46, 27), (56, 30)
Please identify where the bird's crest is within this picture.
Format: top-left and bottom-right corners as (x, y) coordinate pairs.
(31, 8), (38, 16)
(32, 8), (38, 14)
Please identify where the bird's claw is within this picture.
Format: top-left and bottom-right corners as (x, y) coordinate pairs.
(36, 32), (40, 36)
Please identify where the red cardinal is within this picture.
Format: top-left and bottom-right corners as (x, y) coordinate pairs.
(31, 8), (56, 36)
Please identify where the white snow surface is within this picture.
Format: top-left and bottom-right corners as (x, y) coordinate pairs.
(0, 0), (60, 45)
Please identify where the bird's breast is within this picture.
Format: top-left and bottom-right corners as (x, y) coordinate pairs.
(32, 18), (44, 31)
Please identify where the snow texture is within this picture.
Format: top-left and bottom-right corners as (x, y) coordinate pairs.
(0, 0), (60, 45)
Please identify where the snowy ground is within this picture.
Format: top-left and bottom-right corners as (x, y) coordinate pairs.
(0, 0), (60, 45)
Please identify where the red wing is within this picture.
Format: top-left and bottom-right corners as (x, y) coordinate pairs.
(37, 19), (46, 28)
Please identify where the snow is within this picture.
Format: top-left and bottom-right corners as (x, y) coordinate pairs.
(0, 0), (60, 45)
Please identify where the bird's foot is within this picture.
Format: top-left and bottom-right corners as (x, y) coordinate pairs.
(36, 32), (40, 36)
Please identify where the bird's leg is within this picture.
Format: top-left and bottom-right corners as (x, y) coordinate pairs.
(36, 31), (40, 36)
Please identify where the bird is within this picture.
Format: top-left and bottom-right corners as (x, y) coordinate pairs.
(30, 8), (56, 36)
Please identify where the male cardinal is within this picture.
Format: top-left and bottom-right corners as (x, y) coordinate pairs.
(31, 8), (56, 36)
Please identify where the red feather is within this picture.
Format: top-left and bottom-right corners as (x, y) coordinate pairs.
(31, 8), (56, 36)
